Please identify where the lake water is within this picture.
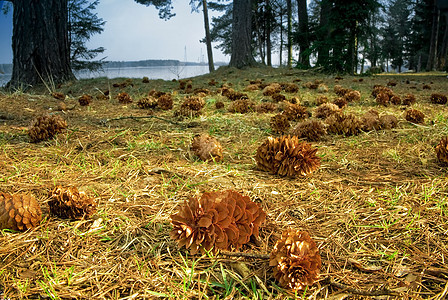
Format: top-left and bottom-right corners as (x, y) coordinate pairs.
(0, 65), (213, 87)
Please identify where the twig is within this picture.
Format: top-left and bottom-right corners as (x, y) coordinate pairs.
(219, 251), (269, 259)
(327, 278), (399, 297)
(100, 115), (184, 127)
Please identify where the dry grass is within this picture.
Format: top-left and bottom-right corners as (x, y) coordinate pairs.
(0, 67), (448, 299)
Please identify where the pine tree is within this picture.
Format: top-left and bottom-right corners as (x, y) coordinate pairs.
(68, 0), (106, 71)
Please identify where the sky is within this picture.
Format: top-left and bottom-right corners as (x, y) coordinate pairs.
(0, 0), (230, 65)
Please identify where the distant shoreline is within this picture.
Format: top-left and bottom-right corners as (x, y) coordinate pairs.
(0, 59), (228, 75)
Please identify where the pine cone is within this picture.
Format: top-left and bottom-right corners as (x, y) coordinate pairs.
(332, 97), (348, 109)
(376, 92), (390, 106)
(269, 229), (321, 291)
(170, 190), (266, 254)
(117, 92), (132, 104)
(270, 114), (290, 134)
(180, 96), (205, 111)
(402, 94), (416, 106)
(157, 94), (174, 110)
(371, 85), (394, 98)
(343, 90), (361, 102)
(255, 102), (277, 113)
(215, 101), (225, 109)
(292, 120), (327, 142)
(282, 104), (310, 121)
(28, 114), (67, 143)
(390, 95), (401, 105)
(142, 76), (150, 83)
(362, 109), (381, 131)
(191, 134), (223, 162)
(222, 87), (248, 101)
(263, 83), (282, 96)
(435, 136), (448, 164)
(325, 113), (363, 136)
(405, 109), (425, 124)
(315, 95), (328, 105)
(430, 93), (447, 105)
(271, 93), (287, 103)
(137, 96), (158, 109)
(314, 103), (341, 119)
(52, 92), (65, 100)
(49, 186), (96, 219)
(283, 83), (300, 93)
(379, 114), (398, 130)
(333, 85), (350, 96)
(0, 192), (42, 231)
(228, 99), (254, 113)
(317, 83), (329, 93)
(78, 94), (92, 106)
(255, 135), (320, 177)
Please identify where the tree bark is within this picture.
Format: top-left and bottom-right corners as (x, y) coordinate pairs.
(316, 0), (331, 67)
(230, 0), (256, 68)
(286, 0), (292, 67)
(297, 0), (310, 67)
(8, 0), (75, 88)
(426, 0), (440, 71)
(266, 0), (272, 67)
(437, 13), (448, 70)
(202, 0), (214, 72)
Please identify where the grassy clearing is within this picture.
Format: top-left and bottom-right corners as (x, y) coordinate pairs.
(1, 66), (448, 299)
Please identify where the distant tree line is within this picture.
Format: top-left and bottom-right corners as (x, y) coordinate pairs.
(4, 0), (448, 88)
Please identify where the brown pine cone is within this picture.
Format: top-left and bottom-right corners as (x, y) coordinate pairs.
(28, 114), (67, 143)
(270, 229), (321, 291)
(314, 103), (341, 119)
(270, 114), (290, 134)
(435, 136), (448, 164)
(362, 109), (381, 131)
(343, 90), (361, 102)
(376, 92), (390, 106)
(117, 92), (132, 103)
(282, 104), (310, 121)
(180, 96), (205, 111)
(170, 190), (265, 254)
(404, 109), (425, 124)
(228, 99), (254, 113)
(371, 85), (394, 98)
(137, 96), (158, 109)
(78, 94), (92, 106)
(157, 94), (174, 110)
(430, 93), (447, 105)
(333, 97), (348, 109)
(49, 186), (97, 219)
(379, 114), (398, 130)
(191, 134), (223, 162)
(262, 83), (282, 96)
(402, 94), (416, 106)
(255, 102), (277, 113)
(255, 135), (320, 177)
(52, 92), (65, 100)
(325, 113), (363, 136)
(291, 119), (327, 142)
(0, 192), (42, 231)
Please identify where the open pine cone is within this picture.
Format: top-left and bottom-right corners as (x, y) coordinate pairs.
(157, 94), (174, 110)
(314, 103), (341, 119)
(270, 114), (290, 134)
(270, 229), (321, 291)
(430, 93), (447, 105)
(282, 104), (310, 121)
(379, 114), (398, 130)
(325, 113), (363, 136)
(228, 99), (255, 113)
(0, 192), (42, 231)
(191, 134), (223, 162)
(78, 94), (92, 106)
(170, 190), (266, 254)
(405, 109), (425, 124)
(28, 114), (68, 143)
(291, 119), (327, 142)
(117, 92), (132, 104)
(49, 186), (97, 219)
(137, 96), (158, 109)
(362, 109), (381, 131)
(255, 135), (320, 177)
(435, 136), (448, 164)
(402, 94), (416, 106)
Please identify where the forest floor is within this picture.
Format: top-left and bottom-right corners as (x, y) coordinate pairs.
(0, 66), (447, 299)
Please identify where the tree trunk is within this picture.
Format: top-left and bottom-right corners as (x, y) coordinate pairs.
(426, 0), (440, 71)
(202, 0), (214, 72)
(437, 13), (448, 70)
(286, 0), (292, 67)
(297, 0), (310, 67)
(316, 0), (331, 67)
(230, 0), (256, 68)
(279, 12), (283, 66)
(254, 4), (266, 65)
(8, 0), (74, 88)
(266, 0), (272, 67)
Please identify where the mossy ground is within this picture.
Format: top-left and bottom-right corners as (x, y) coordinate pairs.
(0, 66), (447, 299)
